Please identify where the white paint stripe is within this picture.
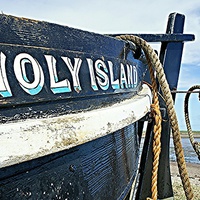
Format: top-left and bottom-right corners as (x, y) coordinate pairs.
(0, 84), (152, 168)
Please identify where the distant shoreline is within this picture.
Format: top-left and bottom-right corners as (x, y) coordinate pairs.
(179, 131), (200, 138)
(178, 134), (200, 138)
(142, 131), (200, 138)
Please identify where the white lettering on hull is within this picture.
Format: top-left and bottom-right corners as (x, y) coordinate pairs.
(0, 52), (138, 97)
(14, 53), (44, 95)
(0, 52), (12, 97)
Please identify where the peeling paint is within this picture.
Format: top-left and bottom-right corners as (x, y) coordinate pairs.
(0, 84), (152, 168)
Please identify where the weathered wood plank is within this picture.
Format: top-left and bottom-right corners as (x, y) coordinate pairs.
(0, 14), (123, 57)
(0, 123), (139, 200)
(0, 14), (147, 122)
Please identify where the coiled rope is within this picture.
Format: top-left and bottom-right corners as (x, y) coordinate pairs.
(116, 35), (194, 200)
(184, 85), (200, 160)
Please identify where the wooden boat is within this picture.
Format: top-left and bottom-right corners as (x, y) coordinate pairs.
(0, 13), (194, 199)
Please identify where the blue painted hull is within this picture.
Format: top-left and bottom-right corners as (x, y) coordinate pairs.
(0, 123), (139, 200)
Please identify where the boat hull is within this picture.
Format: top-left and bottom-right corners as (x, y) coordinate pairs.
(0, 123), (139, 200)
(0, 14), (151, 199)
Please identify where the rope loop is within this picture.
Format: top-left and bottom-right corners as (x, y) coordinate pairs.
(184, 85), (200, 160)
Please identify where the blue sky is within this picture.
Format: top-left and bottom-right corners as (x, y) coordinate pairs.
(0, 0), (200, 130)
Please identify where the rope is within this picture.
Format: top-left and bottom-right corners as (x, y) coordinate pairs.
(146, 53), (162, 200)
(150, 104), (162, 200)
(184, 85), (200, 160)
(116, 35), (194, 200)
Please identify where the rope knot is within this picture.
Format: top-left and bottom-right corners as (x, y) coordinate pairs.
(151, 104), (161, 118)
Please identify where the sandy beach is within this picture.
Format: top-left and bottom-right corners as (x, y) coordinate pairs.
(170, 161), (200, 199)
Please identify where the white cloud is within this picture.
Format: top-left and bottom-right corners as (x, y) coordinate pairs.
(2, 0), (198, 64)
(177, 64), (200, 89)
(181, 6), (200, 65)
(1, 0), (199, 33)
